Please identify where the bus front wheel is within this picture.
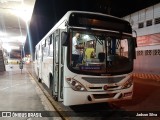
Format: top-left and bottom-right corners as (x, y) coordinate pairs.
(53, 95), (58, 101)
(37, 69), (41, 82)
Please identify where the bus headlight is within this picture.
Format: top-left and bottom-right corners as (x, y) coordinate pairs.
(122, 77), (133, 89)
(66, 78), (87, 91)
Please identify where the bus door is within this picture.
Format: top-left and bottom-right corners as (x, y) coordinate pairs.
(39, 43), (43, 81)
(41, 44), (45, 81)
(35, 45), (41, 80)
(35, 47), (39, 78)
(53, 29), (63, 101)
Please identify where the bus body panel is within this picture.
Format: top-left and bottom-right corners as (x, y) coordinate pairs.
(41, 57), (53, 88)
(62, 47), (133, 106)
(35, 43), (43, 80)
(63, 86), (133, 106)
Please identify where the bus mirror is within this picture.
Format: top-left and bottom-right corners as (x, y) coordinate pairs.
(61, 32), (69, 46)
(128, 37), (137, 59)
(133, 37), (137, 48)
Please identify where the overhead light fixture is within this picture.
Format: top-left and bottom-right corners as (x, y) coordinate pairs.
(83, 35), (89, 39)
(2, 43), (20, 51)
(6, 47), (11, 52)
(1, 36), (26, 43)
(0, 0), (22, 3)
(2, 43), (11, 52)
(18, 36), (26, 43)
(0, 31), (7, 37)
(11, 3), (33, 22)
(12, 9), (32, 22)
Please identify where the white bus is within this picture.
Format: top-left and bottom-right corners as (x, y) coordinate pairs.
(35, 11), (137, 106)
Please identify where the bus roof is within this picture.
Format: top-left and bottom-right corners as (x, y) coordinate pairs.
(37, 11), (132, 46)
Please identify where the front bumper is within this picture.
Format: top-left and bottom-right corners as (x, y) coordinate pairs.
(63, 85), (133, 106)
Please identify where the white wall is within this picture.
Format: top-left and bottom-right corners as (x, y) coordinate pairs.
(123, 2), (160, 74)
(123, 3), (160, 36)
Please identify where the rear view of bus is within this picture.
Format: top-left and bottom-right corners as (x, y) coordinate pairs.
(63, 11), (137, 105)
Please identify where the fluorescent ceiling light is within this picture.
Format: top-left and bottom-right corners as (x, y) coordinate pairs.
(2, 43), (20, 51)
(1, 36), (26, 43)
(0, 31), (7, 36)
(0, 0), (22, 3)
(12, 9), (32, 22)
(11, 5), (33, 22)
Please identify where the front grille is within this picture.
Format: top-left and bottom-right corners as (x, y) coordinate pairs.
(89, 87), (102, 89)
(82, 76), (125, 84)
(93, 93), (116, 99)
(107, 86), (119, 89)
(89, 85), (119, 91)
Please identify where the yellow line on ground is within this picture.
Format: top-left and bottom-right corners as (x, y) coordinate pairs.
(132, 73), (160, 81)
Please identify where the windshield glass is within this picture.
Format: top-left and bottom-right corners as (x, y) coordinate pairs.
(69, 29), (133, 75)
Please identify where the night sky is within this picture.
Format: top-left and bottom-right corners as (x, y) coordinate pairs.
(24, 0), (160, 55)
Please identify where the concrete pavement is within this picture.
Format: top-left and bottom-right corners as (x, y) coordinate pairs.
(0, 64), (61, 120)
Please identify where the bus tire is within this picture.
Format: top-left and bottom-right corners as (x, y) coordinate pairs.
(37, 69), (41, 82)
(53, 95), (58, 101)
(38, 78), (41, 82)
(49, 74), (53, 96)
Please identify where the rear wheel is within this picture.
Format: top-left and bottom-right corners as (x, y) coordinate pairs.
(53, 95), (58, 101)
(49, 74), (54, 95)
(50, 74), (58, 101)
(38, 78), (41, 82)
(49, 74), (58, 101)
(37, 69), (41, 82)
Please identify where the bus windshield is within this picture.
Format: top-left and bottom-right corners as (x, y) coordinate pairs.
(69, 29), (133, 75)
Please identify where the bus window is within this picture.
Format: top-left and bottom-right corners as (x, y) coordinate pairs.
(55, 36), (59, 63)
(49, 34), (54, 57)
(70, 30), (133, 74)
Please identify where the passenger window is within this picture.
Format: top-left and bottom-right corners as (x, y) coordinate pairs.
(55, 36), (59, 63)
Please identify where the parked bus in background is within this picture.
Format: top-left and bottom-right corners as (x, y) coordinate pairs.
(34, 11), (137, 106)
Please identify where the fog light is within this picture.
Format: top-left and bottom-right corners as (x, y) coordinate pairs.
(123, 92), (132, 97)
(87, 95), (92, 101)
